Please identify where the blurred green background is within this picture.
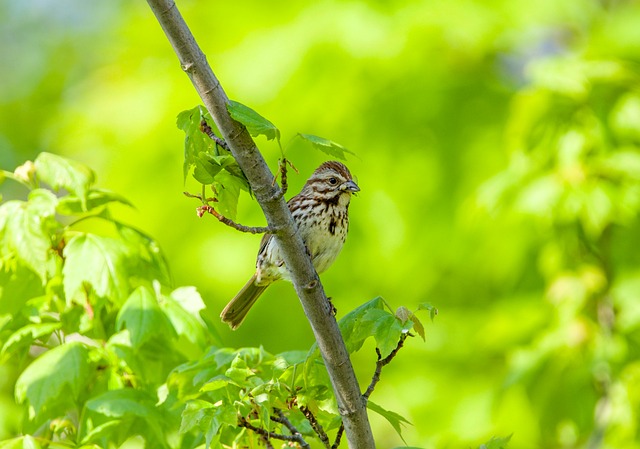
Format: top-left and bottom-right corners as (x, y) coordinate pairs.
(2, 0), (640, 448)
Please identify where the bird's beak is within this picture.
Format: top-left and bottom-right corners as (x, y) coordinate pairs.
(341, 180), (360, 192)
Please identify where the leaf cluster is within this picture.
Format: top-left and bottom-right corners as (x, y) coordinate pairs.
(179, 102), (356, 220)
(1, 153), (432, 448)
(0, 154), (215, 448)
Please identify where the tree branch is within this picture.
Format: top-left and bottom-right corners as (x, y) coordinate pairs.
(271, 408), (310, 449)
(145, 1), (374, 448)
(239, 416), (308, 447)
(363, 333), (409, 401)
(300, 405), (331, 448)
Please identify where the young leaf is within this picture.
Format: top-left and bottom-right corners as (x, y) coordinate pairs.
(15, 341), (90, 417)
(177, 105), (217, 182)
(116, 286), (176, 348)
(212, 170), (245, 220)
(0, 262), (44, 315)
(297, 133), (356, 161)
(193, 152), (224, 184)
(56, 189), (134, 216)
(338, 297), (385, 353)
(1, 322), (63, 360)
(116, 223), (172, 287)
(227, 100), (280, 141)
(396, 306), (425, 341)
(62, 234), (130, 304)
(367, 400), (411, 443)
(34, 152), (95, 205)
(417, 302), (438, 322)
(159, 288), (210, 350)
(0, 190), (58, 282)
(479, 435), (512, 449)
(370, 312), (405, 358)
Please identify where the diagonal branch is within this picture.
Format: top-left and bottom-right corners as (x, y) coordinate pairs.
(239, 416), (308, 447)
(145, 1), (375, 448)
(363, 333), (409, 401)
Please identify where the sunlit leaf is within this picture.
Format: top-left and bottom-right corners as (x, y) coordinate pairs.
(479, 434), (512, 449)
(160, 287), (209, 350)
(62, 234), (130, 304)
(177, 105), (217, 182)
(339, 297), (385, 353)
(227, 100), (280, 141)
(212, 170), (245, 220)
(57, 189), (134, 215)
(1, 322), (63, 359)
(298, 133), (356, 161)
(116, 286), (176, 348)
(34, 152), (95, 206)
(0, 190), (58, 282)
(417, 302), (438, 322)
(15, 342), (90, 416)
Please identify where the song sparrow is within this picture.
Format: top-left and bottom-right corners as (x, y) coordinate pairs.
(221, 161), (360, 329)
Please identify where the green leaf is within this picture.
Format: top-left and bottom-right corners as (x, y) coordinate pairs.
(34, 152), (95, 205)
(396, 306), (425, 341)
(212, 170), (245, 220)
(193, 152), (224, 184)
(367, 400), (411, 443)
(339, 297), (385, 353)
(57, 189), (134, 215)
(160, 287), (209, 350)
(0, 190), (58, 282)
(116, 286), (176, 348)
(359, 309), (404, 358)
(297, 133), (356, 161)
(62, 234), (130, 304)
(1, 322), (63, 359)
(79, 420), (123, 446)
(0, 262), (44, 315)
(116, 223), (171, 287)
(225, 354), (255, 383)
(177, 105), (218, 182)
(84, 388), (158, 419)
(479, 435), (512, 449)
(417, 302), (438, 322)
(15, 341), (90, 416)
(0, 436), (42, 449)
(227, 100), (280, 141)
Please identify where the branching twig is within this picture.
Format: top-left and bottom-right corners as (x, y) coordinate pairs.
(183, 192), (276, 234)
(200, 119), (231, 151)
(299, 405), (330, 448)
(331, 424), (345, 449)
(272, 158), (299, 195)
(270, 408), (310, 449)
(363, 333), (409, 401)
(239, 416), (309, 448)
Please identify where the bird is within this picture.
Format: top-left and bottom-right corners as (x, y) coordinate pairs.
(220, 161), (360, 329)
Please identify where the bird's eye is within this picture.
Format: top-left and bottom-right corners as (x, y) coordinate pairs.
(329, 177), (338, 185)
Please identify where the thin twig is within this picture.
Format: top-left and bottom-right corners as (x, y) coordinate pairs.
(183, 192), (276, 234)
(299, 405), (330, 448)
(200, 119), (231, 151)
(331, 424), (344, 449)
(270, 408), (310, 449)
(363, 333), (409, 401)
(239, 416), (309, 447)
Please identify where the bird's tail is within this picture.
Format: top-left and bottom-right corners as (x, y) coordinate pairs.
(221, 274), (269, 329)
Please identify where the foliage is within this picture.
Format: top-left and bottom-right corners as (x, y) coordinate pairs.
(4, 0), (640, 448)
(479, 57), (640, 448)
(180, 101), (356, 219)
(0, 155), (432, 447)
